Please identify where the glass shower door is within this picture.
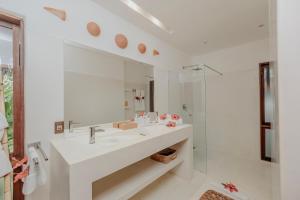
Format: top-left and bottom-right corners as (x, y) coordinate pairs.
(168, 69), (207, 173)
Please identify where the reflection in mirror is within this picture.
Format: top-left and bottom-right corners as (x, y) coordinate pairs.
(64, 42), (154, 128)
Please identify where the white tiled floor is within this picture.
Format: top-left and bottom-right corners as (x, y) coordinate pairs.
(131, 152), (272, 200)
(204, 153), (272, 200)
(130, 171), (207, 200)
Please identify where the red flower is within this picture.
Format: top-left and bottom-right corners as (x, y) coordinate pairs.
(14, 168), (29, 183)
(222, 183), (238, 193)
(139, 112), (145, 117)
(166, 121), (176, 128)
(12, 156), (28, 170)
(171, 114), (180, 120)
(12, 156), (29, 183)
(160, 113), (167, 120)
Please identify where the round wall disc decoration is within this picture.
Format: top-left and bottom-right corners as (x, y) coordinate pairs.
(115, 34), (128, 49)
(138, 43), (147, 54)
(87, 22), (101, 37)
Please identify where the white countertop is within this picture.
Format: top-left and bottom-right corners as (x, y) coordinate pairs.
(51, 124), (192, 165)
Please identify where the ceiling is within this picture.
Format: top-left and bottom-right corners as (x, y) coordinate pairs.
(93, 0), (269, 56)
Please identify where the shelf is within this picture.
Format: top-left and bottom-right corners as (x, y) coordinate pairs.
(92, 157), (183, 200)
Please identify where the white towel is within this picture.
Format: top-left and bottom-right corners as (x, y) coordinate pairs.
(22, 147), (47, 195)
(0, 112), (12, 178)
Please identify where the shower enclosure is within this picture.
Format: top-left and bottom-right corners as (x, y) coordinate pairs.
(168, 67), (208, 173)
(168, 64), (223, 173)
(168, 63), (276, 199)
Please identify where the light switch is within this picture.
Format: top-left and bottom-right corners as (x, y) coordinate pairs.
(55, 121), (64, 134)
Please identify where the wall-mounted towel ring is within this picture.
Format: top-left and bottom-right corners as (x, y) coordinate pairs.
(27, 142), (48, 166)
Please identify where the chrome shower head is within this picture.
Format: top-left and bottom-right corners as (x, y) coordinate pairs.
(182, 65), (202, 71)
(192, 67), (202, 71)
(182, 64), (223, 76)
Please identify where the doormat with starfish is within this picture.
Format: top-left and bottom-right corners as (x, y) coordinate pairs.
(200, 190), (234, 200)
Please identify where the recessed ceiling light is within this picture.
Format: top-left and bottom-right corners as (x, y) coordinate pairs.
(120, 0), (174, 34)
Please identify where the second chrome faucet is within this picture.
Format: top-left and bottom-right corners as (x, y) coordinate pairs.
(68, 120), (80, 133)
(89, 126), (105, 144)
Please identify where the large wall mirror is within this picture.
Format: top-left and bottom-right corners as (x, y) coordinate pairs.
(64, 42), (154, 127)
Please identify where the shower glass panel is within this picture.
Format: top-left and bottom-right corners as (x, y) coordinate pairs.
(168, 69), (207, 173)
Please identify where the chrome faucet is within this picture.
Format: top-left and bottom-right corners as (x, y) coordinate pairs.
(68, 120), (80, 133)
(89, 126), (105, 144)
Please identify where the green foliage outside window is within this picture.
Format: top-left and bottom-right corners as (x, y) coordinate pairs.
(3, 70), (13, 153)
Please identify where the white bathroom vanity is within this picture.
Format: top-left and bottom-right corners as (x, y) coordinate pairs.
(50, 124), (193, 200)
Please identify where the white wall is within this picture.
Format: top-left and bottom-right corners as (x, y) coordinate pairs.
(64, 43), (125, 126)
(268, 0), (281, 199)
(124, 61), (153, 85)
(0, 0), (190, 199)
(192, 39), (270, 162)
(277, 0), (300, 199)
(154, 68), (169, 114)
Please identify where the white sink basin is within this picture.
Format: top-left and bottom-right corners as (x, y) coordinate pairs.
(68, 133), (143, 146)
(65, 127), (122, 136)
(135, 125), (169, 136)
(70, 128), (89, 134)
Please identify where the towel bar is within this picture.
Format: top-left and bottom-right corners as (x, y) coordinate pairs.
(27, 141), (49, 165)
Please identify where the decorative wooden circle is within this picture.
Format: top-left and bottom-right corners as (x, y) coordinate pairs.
(87, 22), (101, 37)
(153, 49), (160, 56)
(115, 34), (128, 49)
(138, 43), (147, 54)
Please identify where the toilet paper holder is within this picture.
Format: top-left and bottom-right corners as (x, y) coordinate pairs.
(27, 141), (49, 165)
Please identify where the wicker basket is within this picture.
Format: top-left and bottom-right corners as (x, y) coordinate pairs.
(151, 148), (177, 164)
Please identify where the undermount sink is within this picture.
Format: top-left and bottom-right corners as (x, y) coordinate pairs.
(69, 128), (89, 134)
(135, 125), (169, 136)
(68, 133), (143, 146)
(66, 127), (122, 136)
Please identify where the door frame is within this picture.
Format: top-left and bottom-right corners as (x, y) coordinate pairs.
(259, 62), (272, 162)
(0, 10), (24, 200)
